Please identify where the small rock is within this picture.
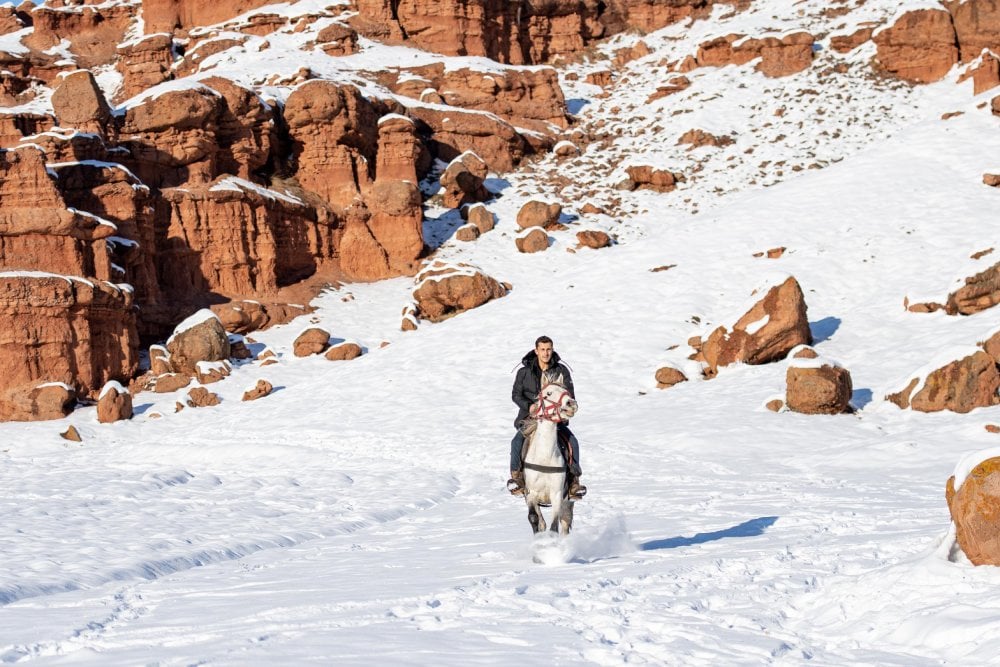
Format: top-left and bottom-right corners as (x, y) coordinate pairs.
(60, 425), (82, 441)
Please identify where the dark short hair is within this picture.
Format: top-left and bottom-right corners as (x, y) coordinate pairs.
(535, 335), (553, 347)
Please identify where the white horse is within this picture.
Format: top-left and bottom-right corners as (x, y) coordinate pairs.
(521, 372), (578, 535)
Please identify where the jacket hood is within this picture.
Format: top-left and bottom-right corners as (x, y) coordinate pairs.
(522, 349), (562, 369)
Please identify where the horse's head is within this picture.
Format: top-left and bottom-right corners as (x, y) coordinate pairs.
(535, 373), (578, 422)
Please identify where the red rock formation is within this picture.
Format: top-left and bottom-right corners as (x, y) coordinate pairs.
(944, 261), (1000, 315)
(947, 456), (1000, 566)
(50, 70), (111, 136)
(210, 300), (310, 334)
(156, 179), (328, 300)
(411, 261), (507, 321)
(697, 276), (813, 377)
(455, 224), (480, 242)
(946, 0), (1000, 62)
(874, 9), (958, 83)
(0, 275), (138, 420)
(386, 64), (568, 135)
(888, 350), (1000, 413)
(464, 203), (495, 233)
(375, 114), (425, 183)
(25, 3), (137, 69)
(407, 105), (530, 172)
(0, 382), (77, 422)
(143, 0), (276, 35)
(0, 114), (56, 150)
(830, 27), (874, 53)
(696, 32), (814, 77)
(186, 386), (220, 407)
(0, 5), (25, 36)
(116, 34), (175, 103)
(314, 22), (359, 56)
(174, 36), (248, 78)
(201, 77), (275, 181)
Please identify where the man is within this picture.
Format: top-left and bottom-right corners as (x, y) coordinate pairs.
(507, 335), (586, 500)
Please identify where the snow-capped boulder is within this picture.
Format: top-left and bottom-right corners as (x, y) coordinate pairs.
(211, 301), (310, 336)
(97, 381), (132, 423)
(293, 328), (331, 357)
(440, 152), (489, 209)
(946, 452), (1000, 566)
(2, 382), (77, 422)
(51, 70), (111, 136)
(887, 349), (1000, 413)
(785, 347), (853, 415)
(166, 310), (231, 376)
(624, 165), (685, 193)
(196, 360), (232, 385)
(697, 276), (812, 378)
(516, 228), (549, 254)
(149, 345), (171, 376)
(410, 261), (508, 323)
(516, 200), (562, 230)
(325, 342), (363, 361)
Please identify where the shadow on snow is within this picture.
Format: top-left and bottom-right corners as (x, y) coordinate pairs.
(640, 515), (779, 551)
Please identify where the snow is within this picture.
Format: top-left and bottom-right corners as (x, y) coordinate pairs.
(0, 270), (94, 287)
(209, 176), (304, 205)
(952, 447), (1000, 492)
(5, 0), (1000, 663)
(98, 381), (127, 400)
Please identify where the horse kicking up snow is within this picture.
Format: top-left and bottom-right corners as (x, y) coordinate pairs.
(521, 373), (578, 535)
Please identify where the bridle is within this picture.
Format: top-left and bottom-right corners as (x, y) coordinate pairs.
(534, 383), (573, 422)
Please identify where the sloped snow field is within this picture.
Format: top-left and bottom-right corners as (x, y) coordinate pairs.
(3, 0), (1000, 664)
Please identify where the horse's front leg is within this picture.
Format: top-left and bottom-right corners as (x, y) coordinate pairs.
(559, 499), (574, 535)
(528, 503), (546, 534)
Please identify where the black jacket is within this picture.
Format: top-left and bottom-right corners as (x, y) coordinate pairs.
(512, 349), (575, 427)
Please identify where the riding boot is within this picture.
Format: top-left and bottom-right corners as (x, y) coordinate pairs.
(568, 472), (587, 500)
(507, 470), (525, 496)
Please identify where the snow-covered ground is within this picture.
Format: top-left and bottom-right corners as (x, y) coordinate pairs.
(3, 0), (1000, 663)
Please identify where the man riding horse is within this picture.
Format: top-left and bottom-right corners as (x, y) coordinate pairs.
(507, 335), (586, 500)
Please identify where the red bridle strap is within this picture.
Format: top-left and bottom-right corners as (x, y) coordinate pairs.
(535, 385), (571, 422)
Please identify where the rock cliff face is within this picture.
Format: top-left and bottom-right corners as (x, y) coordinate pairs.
(143, 0), (277, 35)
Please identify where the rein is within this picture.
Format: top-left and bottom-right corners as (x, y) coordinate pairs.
(534, 386), (571, 422)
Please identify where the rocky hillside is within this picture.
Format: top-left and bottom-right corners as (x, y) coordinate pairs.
(1, 0), (999, 421)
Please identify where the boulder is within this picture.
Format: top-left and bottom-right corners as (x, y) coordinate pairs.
(625, 165), (685, 193)
(196, 361), (232, 384)
(697, 276), (812, 377)
(186, 386), (221, 408)
(325, 342), (363, 361)
(695, 32), (814, 77)
(677, 128), (734, 149)
(210, 301), (310, 335)
(655, 366), (687, 389)
(785, 348), (853, 415)
(411, 261), (507, 323)
(958, 51), (1000, 95)
(982, 329), (1000, 364)
(516, 228), (549, 253)
(830, 27), (874, 53)
(61, 425), (82, 441)
(439, 151), (490, 209)
(455, 224), (481, 242)
(166, 310), (231, 376)
(242, 379), (273, 401)
(946, 260), (1000, 315)
(51, 70), (112, 135)
(115, 34), (174, 102)
(517, 200), (562, 229)
(294, 328), (331, 357)
(0, 382), (77, 422)
(947, 456), (1000, 566)
(465, 203), (495, 234)
(887, 350), (1000, 413)
(97, 381), (133, 423)
(149, 345), (171, 375)
(576, 230), (611, 249)
(155, 373), (192, 393)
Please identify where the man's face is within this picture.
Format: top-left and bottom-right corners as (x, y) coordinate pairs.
(536, 342), (553, 365)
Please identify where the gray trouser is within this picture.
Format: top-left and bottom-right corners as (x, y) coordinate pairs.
(510, 425), (581, 475)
